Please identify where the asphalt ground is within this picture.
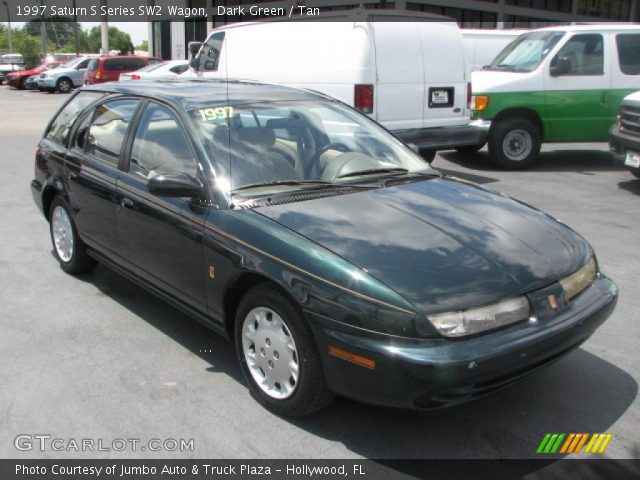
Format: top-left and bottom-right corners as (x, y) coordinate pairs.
(0, 85), (638, 462)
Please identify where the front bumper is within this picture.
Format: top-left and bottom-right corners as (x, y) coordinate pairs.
(393, 119), (491, 151)
(37, 77), (56, 88)
(609, 125), (640, 171)
(306, 275), (617, 409)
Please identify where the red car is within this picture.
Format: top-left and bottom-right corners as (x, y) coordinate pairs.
(7, 61), (65, 89)
(84, 56), (162, 85)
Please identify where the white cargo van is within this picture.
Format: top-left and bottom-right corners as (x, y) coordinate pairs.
(186, 13), (488, 160)
(471, 24), (640, 168)
(462, 29), (527, 71)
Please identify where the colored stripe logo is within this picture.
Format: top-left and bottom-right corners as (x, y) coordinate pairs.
(537, 433), (612, 454)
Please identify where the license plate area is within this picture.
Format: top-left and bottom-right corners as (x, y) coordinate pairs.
(625, 150), (640, 168)
(428, 87), (454, 108)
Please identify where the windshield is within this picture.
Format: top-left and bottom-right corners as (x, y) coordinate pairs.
(488, 31), (565, 72)
(191, 100), (434, 196)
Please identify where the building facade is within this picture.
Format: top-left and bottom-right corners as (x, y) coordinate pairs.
(148, 0), (640, 60)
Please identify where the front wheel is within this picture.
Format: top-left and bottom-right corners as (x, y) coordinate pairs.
(235, 284), (333, 417)
(56, 77), (72, 93)
(49, 196), (96, 274)
(488, 118), (541, 169)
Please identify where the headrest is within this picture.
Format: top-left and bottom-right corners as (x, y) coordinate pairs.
(235, 127), (276, 149)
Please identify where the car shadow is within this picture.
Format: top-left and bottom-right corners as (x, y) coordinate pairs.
(618, 178), (640, 195)
(439, 149), (625, 173)
(79, 264), (636, 477)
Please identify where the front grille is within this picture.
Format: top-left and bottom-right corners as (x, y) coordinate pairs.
(620, 104), (640, 137)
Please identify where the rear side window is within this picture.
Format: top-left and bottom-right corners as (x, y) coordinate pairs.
(616, 34), (640, 75)
(85, 99), (140, 166)
(45, 91), (105, 145)
(552, 34), (604, 76)
(104, 58), (145, 71)
(129, 103), (197, 180)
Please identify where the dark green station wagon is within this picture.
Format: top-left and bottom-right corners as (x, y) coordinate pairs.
(31, 80), (618, 416)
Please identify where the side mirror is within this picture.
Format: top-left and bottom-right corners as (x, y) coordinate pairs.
(189, 41), (202, 58)
(550, 57), (571, 77)
(148, 173), (203, 198)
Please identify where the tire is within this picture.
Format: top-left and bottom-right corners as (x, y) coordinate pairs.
(455, 144), (485, 154)
(56, 77), (73, 93)
(419, 148), (436, 164)
(46, 88), (56, 94)
(49, 196), (97, 275)
(235, 284), (333, 417)
(19, 78), (27, 90)
(488, 118), (541, 169)
(631, 169), (640, 180)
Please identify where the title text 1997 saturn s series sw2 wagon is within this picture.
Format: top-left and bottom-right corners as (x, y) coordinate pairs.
(31, 80), (618, 417)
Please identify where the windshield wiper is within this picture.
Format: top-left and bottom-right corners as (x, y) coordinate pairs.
(231, 180), (332, 194)
(337, 167), (409, 179)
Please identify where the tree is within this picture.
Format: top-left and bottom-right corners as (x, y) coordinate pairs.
(86, 26), (134, 54)
(136, 40), (148, 52)
(24, 19), (82, 51)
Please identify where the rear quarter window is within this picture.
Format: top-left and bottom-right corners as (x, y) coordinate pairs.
(104, 58), (145, 71)
(45, 91), (106, 145)
(616, 34), (640, 75)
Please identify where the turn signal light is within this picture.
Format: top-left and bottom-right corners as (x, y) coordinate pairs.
(472, 95), (489, 111)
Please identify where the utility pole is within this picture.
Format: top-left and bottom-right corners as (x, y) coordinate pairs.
(39, 0), (47, 58)
(100, 0), (109, 55)
(73, 0), (79, 55)
(1, 1), (12, 54)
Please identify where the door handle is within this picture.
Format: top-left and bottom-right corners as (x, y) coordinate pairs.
(120, 197), (134, 209)
(68, 171), (78, 181)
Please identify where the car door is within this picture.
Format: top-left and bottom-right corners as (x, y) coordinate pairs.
(70, 58), (91, 86)
(115, 101), (208, 312)
(65, 96), (141, 256)
(544, 32), (612, 142)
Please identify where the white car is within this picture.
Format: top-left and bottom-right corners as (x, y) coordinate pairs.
(119, 60), (189, 81)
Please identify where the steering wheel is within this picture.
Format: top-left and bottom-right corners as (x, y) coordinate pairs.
(305, 142), (350, 177)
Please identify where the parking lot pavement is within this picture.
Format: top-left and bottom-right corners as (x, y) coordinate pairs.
(0, 85), (638, 462)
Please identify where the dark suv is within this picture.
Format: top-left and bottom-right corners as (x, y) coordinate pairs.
(610, 91), (640, 179)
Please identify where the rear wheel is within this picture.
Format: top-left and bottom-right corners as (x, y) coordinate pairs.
(488, 118), (541, 169)
(235, 284), (333, 417)
(56, 77), (72, 93)
(455, 143), (485, 154)
(49, 196), (96, 274)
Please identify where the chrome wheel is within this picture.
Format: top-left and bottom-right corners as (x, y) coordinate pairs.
(502, 129), (532, 162)
(51, 206), (74, 263)
(241, 307), (299, 400)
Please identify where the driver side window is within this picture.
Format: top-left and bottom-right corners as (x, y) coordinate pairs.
(129, 103), (198, 181)
(552, 34), (604, 76)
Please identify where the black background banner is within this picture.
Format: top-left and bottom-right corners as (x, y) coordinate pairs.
(2, 459), (640, 480)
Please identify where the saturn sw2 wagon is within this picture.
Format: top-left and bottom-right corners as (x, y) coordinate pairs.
(31, 80), (618, 417)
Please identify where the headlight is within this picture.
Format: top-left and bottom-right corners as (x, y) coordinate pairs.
(428, 296), (530, 338)
(560, 257), (596, 301)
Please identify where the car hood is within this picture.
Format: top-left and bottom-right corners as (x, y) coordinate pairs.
(256, 177), (591, 314)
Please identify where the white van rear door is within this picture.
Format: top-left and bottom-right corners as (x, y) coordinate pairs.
(372, 22), (425, 130)
(419, 23), (469, 129)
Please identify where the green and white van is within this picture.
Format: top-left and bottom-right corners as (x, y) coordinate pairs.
(470, 25), (640, 169)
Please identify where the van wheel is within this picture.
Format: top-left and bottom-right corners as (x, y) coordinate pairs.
(455, 144), (484, 154)
(419, 149), (436, 164)
(49, 196), (97, 274)
(235, 284), (333, 417)
(56, 77), (72, 93)
(488, 118), (541, 169)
